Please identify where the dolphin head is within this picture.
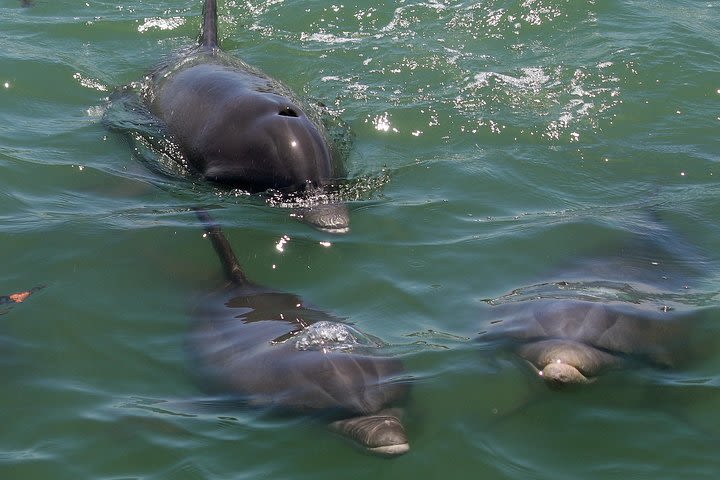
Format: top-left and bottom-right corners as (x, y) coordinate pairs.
(199, 92), (335, 192)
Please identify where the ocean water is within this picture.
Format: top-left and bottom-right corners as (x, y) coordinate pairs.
(1, 0), (719, 478)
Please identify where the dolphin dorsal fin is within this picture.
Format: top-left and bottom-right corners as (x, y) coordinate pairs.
(194, 209), (248, 287)
(200, 0), (219, 49)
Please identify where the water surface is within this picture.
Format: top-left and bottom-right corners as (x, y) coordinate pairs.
(1, 0), (719, 478)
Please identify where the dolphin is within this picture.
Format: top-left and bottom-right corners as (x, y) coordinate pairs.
(187, 210), (410, 455)
(481, 298), (688, 387)
(479, 221), (705, 388)
(109, 0), (350, 232)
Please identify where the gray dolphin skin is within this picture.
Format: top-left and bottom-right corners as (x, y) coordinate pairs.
(479, 223), (702, 388)
(142, 0), (349, 232)
(189, 210), (410, 455)
(482, 299), (683, 387)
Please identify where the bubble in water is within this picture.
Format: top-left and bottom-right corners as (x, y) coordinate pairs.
(295, 321), (360, 352)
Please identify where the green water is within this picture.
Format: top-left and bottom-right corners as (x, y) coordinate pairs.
(1, 0), (719, 478)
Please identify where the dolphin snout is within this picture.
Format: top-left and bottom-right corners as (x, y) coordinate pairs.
(295, 203), (350, 233)
(539, 361), (592, 387)
(329, 411), (410, 456)
(518, 339), (619, 388)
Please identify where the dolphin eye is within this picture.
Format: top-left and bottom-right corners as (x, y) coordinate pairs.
(278, 107), (299, 117)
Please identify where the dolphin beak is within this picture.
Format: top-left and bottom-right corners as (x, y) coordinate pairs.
(294, 203), (350, 233)
(538, 361), (594, 388)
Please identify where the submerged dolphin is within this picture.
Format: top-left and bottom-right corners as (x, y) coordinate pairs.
(111, 0), (349, 231)
(480, 223), (703, 388)
(188, 210), (410, 455)
(481, 298), (687, 387)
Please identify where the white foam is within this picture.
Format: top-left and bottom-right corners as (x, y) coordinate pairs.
(295, 321), (359, 352)
(72, 73), (108, 92)
(138, 17), (185, 33)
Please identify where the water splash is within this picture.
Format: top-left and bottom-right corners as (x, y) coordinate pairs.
(294, 321), (371, 353)
(138, 17), (185, 33)
(73, 73), (108, 92)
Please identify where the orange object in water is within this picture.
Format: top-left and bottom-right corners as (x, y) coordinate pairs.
(0, 286), (44, 306)
(8, 291), (32, 303)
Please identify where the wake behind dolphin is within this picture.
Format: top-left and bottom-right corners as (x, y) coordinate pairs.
(105, 0), (351, 232)
(188, 210), (410, 455)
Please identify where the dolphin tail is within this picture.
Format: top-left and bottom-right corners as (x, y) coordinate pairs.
(200, 0), (219, 49)
(194, 209), (248, 286)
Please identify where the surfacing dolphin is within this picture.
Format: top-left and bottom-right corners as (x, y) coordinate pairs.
(481, 298), (687, 387)
(109, 0), (350, 232)
(479, 222), (704, 388)
(188, 210), (410, 455)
